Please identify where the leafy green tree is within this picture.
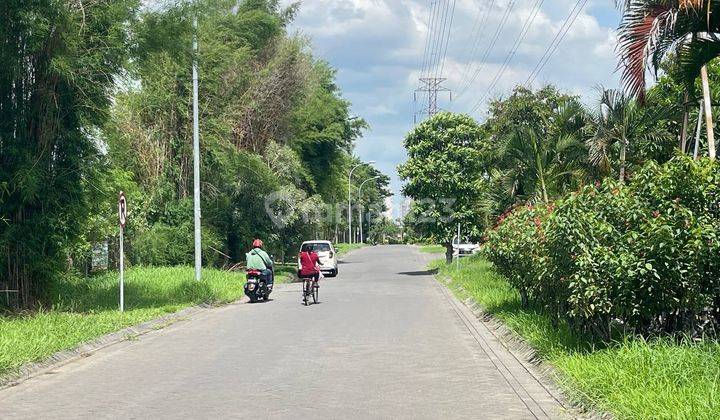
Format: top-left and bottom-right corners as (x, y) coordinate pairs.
(368, 217), (401, 244)
(398, 113), (487, 263)
(483, 86), (578, 145)
(0, 0), (138, 307)
(290, 62), (369, 199)
(105, 0), (375, 265)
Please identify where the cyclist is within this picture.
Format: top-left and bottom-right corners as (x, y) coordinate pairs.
(246, 239), (274, 287)
(298, 244), (321, 298)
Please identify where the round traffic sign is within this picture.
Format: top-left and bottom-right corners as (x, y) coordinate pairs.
(119, 192), (127, 228)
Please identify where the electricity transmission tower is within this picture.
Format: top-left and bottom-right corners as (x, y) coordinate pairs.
(414, 77), (451, 124)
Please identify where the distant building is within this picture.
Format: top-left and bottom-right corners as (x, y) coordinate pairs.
(383, 195), (394, 219)
(400, 196), (413, 220)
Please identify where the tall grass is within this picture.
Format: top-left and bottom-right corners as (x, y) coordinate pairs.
(0, 267), (246, 377)
(432, 256), (720, 419)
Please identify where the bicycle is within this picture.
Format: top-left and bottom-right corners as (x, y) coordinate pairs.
(302, 276), (319, 306)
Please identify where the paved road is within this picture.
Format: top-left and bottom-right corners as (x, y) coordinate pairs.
(0, 246), (566, 419)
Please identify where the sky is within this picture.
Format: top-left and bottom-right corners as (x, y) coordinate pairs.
(281, 0), (624, 217)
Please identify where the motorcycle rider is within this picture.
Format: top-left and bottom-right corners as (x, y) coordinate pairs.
(246, 239), (274, 287)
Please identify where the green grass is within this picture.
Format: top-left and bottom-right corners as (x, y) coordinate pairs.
(418, 244), (445, 254)
(334, 243), (367, 255)
(274, 264), (298, 282)
(431, 257), (720, 419)
(0, 266), (257, 378)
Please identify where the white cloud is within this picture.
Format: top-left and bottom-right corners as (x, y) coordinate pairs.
(282, 0), (622, 216)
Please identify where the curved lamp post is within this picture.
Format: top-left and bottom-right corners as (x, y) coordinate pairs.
(348, 161), (375, 244)
(357, 176), (380, 244)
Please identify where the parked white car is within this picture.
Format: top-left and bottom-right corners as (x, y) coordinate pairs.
(298, 240), (338, 277)
(452, 236), (480, 256)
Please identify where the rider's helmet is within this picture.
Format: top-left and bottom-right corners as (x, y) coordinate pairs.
(252, 238), (264, 249)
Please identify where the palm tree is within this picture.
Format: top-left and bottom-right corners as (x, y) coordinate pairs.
(497, 104), (589, 203)
(588, 89), (673, 182)
(616, 0), (720, 159)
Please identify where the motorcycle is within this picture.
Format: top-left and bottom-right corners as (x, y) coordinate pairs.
(244, 269), (272, 303)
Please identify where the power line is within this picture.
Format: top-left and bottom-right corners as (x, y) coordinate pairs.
(415, 0), (454, 122)
(455, 0), (516, 101)
(421, 0), (441, 76)
(438, 0), (458, 78)
(455, 0), (497, 103)
(417, 0), (442, 121)
(525, 0), (589, 87)
(426, 0), (444, 77)
(429, 0), (451, 79)
(456, 0), (515, 98)
(471, 0), (545, 113)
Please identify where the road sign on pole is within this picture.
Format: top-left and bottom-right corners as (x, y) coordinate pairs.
(118, 192), (127, 312)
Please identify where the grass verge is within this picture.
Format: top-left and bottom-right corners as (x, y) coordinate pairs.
(430, 256), (720, 419)
(0, 266), (264, 378)
(274, 264), (298, 282)
(334, 243), (367, 255)
(418, 244), (445, 254)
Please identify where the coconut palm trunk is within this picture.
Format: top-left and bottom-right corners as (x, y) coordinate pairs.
(619, 138), (627, 183)
(535, 154), (549, 203)
(700, 65), (716, 159)
(681, 91), (690, 152)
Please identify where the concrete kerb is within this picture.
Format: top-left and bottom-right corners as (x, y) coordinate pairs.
(456, 296), (609, 419)
(429, 259), (611, 420)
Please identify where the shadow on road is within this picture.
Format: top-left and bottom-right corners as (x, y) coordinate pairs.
(246, 298), (275, 304)
(397, 269), (438, 276)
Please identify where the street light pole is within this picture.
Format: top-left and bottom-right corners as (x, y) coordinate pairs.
(348, 161), (375, 245)
(192, 15), (202, 281)
(357, 176), (380, 243)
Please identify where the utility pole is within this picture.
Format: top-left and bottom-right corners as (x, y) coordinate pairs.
(192, 15), (202, 281)
(358, 176), (380, 244)
(348, 161), (375, 245)
(414, 77), (451, 123)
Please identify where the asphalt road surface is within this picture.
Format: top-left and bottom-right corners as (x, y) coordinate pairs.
(0, 245), (566, 419)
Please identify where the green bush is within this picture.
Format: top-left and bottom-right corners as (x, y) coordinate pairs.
(132, 224), (221, 267)
(547, 180), (654, 336)
(485, 204), (551, 308)
(484, 156), (720, 338)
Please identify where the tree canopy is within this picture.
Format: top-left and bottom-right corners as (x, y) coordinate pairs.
(399, 112), (487, 262)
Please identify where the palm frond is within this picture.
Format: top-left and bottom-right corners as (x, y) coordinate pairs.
(617, 3), (675, 100)
(615, 1), (720, 100)
(676, 32), (720, 91)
